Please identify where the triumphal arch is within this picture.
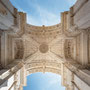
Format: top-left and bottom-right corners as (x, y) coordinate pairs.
(0, 0), (90, 90)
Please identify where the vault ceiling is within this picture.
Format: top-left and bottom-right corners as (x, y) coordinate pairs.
(23, 23), (64, 67)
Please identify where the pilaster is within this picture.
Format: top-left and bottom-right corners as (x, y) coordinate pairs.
(80, 30), (89, 65)
(1, 31), (8, 66)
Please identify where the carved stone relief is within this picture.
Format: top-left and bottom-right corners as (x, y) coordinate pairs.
(39, 43), (49, 53)
(64, 39), (75, 60)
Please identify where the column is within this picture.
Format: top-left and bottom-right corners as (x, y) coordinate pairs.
(80, 31), (89, 65)
(1, 32), (8, 66)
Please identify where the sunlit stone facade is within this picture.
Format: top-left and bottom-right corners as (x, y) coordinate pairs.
(0, 0), (90, 90)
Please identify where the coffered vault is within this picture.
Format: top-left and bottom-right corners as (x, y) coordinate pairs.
(0, 0), (90, 90)
(23, 24), (64, 75)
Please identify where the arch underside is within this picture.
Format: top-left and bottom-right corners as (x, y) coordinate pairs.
(1, 0), (90, 90)
(23, 23), (75, 78)
(27, 66), (61, 75)
(25, 60), (62, 76)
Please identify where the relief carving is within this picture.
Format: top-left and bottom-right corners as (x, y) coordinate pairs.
(39, 44), (49, 53)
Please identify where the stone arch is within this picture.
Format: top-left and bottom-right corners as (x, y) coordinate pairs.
(27, 67), (61, 76)
(25, 59), (62, 76)
(23, 59), (74, 90)
(23, 66), (66, 90)
(24, 60), (64, 89)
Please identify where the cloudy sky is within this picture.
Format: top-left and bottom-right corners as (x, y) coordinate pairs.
(23, 72), (65, 90)
(10, 0), (76, 26)
(9, 0), (76, 90)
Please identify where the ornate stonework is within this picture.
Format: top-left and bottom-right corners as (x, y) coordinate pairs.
(39, 44), (49, 53)
(0, 0), (90, 90)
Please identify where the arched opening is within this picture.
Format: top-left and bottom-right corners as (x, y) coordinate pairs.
(23, 72), (65, 90)
(1, 0), (90, 90)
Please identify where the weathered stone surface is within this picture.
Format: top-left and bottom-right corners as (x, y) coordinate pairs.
(0, 0), (90, 90)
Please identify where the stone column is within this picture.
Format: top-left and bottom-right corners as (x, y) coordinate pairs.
(20, 65), (27, 86)
(61, 63), (66, 87)
(0, 37), (1, 68)
(73, 38), (77, 60)
(61, 12), (68, 32)
(80, 31), (89, 65)
(1, 32), (8, 66)
(7, 35), (13, 63)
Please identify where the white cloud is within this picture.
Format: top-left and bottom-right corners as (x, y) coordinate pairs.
(42, 73), (62, 89)
(27, 14), (41, 26)
(26, 3), (60, 26)
(37, 6), (60, 26)
(49, 79), (60, 85)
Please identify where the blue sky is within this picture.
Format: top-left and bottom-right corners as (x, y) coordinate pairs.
(10, 0), (77, 26)
(23, 72), (65, 90)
